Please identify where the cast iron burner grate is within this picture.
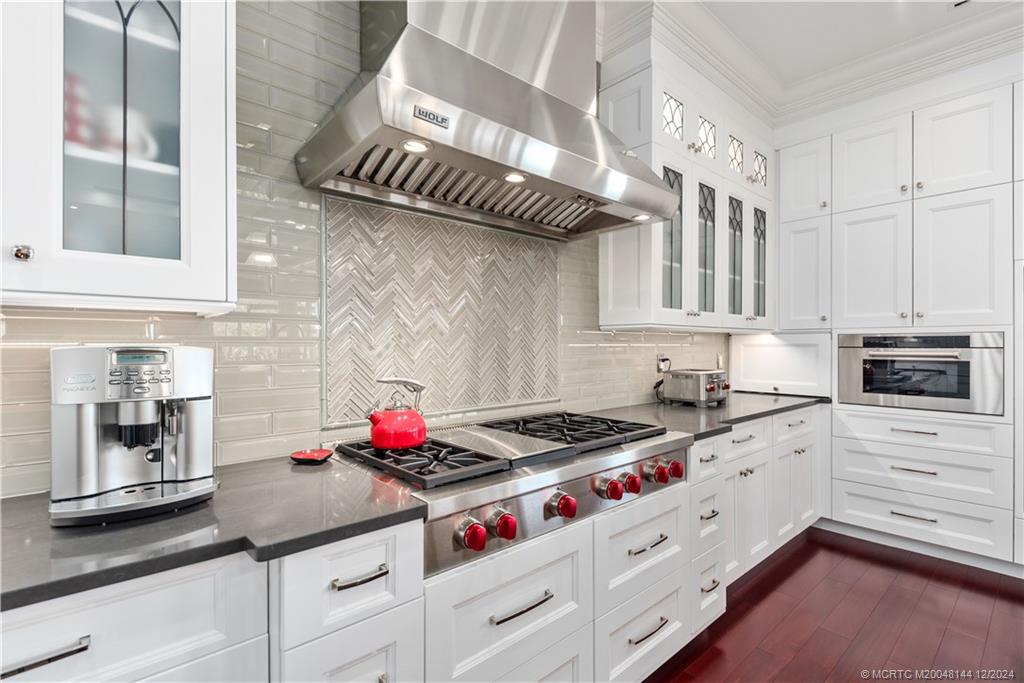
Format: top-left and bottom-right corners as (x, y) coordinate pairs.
(480, 412), (666, 454)
(334, 439), (510, 489)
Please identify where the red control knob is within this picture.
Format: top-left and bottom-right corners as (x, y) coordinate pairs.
(548, 492), (577, 519)
(723, 382), (732, 390)
(667, 460), (685, 479)
(598, 477), (624, 500)
(458, 520), (488, 551)
(620, 472), (642, 494)
(645, 463), (670, 484)
(706, 382), (717, 392)
(492, 513), (518, 540)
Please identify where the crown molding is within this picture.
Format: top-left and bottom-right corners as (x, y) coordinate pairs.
(601, 1), (1024, 127)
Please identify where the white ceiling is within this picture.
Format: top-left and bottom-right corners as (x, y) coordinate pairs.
(702, 2), (1015, 88)
(603, 1), (1024, 123)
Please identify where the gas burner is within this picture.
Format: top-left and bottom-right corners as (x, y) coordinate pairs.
(335, 439), (509, 489)
(480, 412), (666, 454)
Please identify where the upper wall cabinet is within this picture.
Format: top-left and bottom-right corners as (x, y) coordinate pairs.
(913, 184), (1013, 326)
(779, 136), (831, 222)
(1015, 81), (1022, 182)
(913, 85), (1013, 198)
(1, 0), (236, 314)
(832, 114), (912, 213)
(778, 216), (830, 330)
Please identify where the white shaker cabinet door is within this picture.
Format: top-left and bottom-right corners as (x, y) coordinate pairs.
(913, 85), (1013, 198)
(779, 136), (831, 222)
(778, 216), (830, 330)
(737, 450), (774, 574)
(1014, 81), (1022, 181)
(832, 203), (913, 329)
(832, 113), (912, 212)
(912, 184), (1013, 326)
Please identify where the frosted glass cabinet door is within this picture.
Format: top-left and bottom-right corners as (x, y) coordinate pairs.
(1, 1), (231, 304)
(913, 85), (1013, 198)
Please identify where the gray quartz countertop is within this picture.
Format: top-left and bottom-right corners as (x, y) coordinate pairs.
(594, 392), (830, 441)
(1, 456), (425, 611)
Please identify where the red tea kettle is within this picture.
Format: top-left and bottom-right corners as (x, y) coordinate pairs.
(367, 377), (427, 450)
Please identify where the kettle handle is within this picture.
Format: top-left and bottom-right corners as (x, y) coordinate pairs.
(376, 377), (426, 409)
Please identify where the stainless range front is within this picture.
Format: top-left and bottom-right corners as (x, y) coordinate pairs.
(838, 333), (1004, 416)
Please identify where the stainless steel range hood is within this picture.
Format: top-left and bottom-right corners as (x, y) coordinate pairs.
(295, 1), (676, 240)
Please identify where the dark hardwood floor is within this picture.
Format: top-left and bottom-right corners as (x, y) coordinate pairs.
(647, 529), (1024, 682)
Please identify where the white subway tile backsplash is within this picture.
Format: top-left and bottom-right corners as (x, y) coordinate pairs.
(215, 413), (274, 441)
(0, 433), (50, 467)
(273, 365), (320, 387)
(0, 372), (49, 404)
(218, 431), (320, 466)
(0, 462), (49, 497)
(215, 365), (273, 390)
(236, 51), (318, 100)
(0, 346), (50, 372)
(273, 408), (320, 433)
(0, 403), (49, 436)
(217, 386), (319, 416)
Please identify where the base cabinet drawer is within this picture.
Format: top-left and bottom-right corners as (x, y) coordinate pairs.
(594, 486), (688, 617)
(279, 520), (423, 650)
(832, 480), (1014, 561)
(691, 543), (727, 635)
(833, 438), (1014, 508)
(281, 599), (423, 682)
(594, 569), (690, 683)
(690, 477), (726, 558)
(833, 410), (1013, 457)
(688, 438), (723, 484)
(425, 521), (594, 682)
(144, 636), (268, 682)
(721, 419), (770, 462)
(496, 624), (594, 682)
(0, 553), (267, 682)
(773, 407), (816, 445)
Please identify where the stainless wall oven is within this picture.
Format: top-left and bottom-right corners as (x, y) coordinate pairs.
(838, 333), (1004, 416)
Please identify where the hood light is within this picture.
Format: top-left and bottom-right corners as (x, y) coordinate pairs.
(632, 214), (651, 221)
(402, 139), (432, 154)
(503, 172), (527, 184)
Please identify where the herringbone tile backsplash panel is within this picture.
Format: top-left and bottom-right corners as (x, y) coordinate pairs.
(324, 199), (560, 425)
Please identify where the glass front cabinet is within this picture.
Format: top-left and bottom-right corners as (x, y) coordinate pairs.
(2, 0), (235, 313)
(599, 142), (774, 332)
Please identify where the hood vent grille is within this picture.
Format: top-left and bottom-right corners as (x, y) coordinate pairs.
(338, 145), (602, 230)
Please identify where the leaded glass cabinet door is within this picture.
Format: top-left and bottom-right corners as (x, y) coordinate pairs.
(685, 169), (726, 325)
(746, 201), (774, 329)
(720, 191), (747, 327)
(1, 1), (231, 305)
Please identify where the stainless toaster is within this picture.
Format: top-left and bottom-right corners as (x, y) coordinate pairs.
(660, 369), (730, 407)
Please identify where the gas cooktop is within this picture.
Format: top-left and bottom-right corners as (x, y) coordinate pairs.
(334, 439), (509, 489)
(478, 412), (666, 454)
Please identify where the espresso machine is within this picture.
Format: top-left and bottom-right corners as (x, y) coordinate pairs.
(49, 345), (217, 526)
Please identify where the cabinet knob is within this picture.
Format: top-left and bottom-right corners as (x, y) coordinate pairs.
(915, 311), (924, 318)
(900, 184), (908, 192)
(900, 312), (908, 319)
(10, 245), (33, 261)
(819, 314), (827, 321)
(687, 142), (698, 152)
(819, 200), (828, 208)
(915, 181), (924, 189)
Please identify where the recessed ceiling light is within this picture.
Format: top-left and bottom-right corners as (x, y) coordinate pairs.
(504, 172), (527, 184)
(402, 139), (432, 154)
(632, 213), (651, 221)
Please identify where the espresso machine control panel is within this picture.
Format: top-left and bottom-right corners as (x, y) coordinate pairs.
(106, 349), (174, 400)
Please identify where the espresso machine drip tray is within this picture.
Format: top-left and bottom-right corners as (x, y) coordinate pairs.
(49, 479), (219, 526)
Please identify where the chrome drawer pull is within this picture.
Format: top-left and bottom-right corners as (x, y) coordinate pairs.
(1, 635), (91, 679)
(731, 434), (756, 444)
(890, 427), (939, 437)
(628, 533), (669, 556)
(890, 465), (938, 476)
(890, 510), (938, 524)
(490, 589), (554, 626)
(699, 454), (718, 464)
(628, 616), (669, 645)
(330, 563), (389, 591)
(701, 579), (721, 594)
(700, 509), (720, 521)
(786, 419), (806, 428)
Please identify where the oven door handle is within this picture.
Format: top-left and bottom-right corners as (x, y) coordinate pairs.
(865, 351), (962, 360)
